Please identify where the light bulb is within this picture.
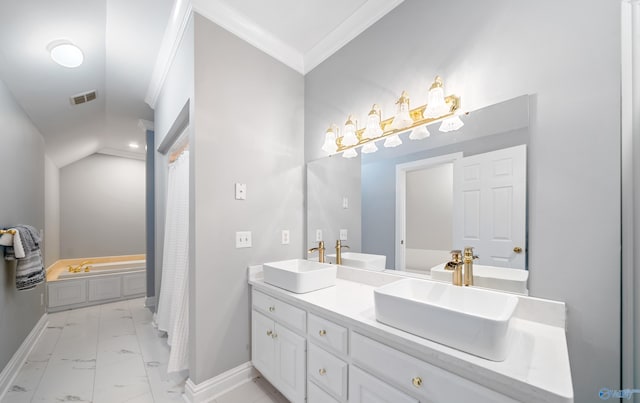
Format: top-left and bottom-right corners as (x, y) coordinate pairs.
(384, 134), (402, 148)
(341, 115), (359, 146)
(389, 91), (413, 130)
(423, 76), (450, 118)
(342, 148), (358, 158)
(439, 116), (464, 132)
(363, 105), (383, 139)
(409, 125), (430, 140)
(321, 127), (338, 154)
(362, 141), (378, 154)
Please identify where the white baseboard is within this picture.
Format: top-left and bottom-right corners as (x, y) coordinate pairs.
(0, 313), (48, 398)
(183, 361), (258, 403)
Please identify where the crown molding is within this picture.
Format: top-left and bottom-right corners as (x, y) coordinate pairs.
(192, 0), (304, 73)
(98, 148), (146, 161)
(304, 0), (404, 73)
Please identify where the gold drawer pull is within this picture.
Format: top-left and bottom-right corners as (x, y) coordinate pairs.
(268, 306), (275, 312)
(319, 368), (327, 376)
(266, 330), (273, 336)
(319, 329), (327, 336)
(513, 246), (523, 253)
(412, 377), (423, 388)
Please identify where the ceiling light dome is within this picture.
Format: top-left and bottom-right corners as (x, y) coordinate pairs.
(48, 40), (84, 68)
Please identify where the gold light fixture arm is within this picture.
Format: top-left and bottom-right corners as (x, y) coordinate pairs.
(0, 229), (17, 235)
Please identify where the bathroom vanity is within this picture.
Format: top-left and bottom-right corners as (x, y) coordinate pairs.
(248, 264), (573, 403)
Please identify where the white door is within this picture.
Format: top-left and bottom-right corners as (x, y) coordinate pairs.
(251, 310), (275, 380)
(349, 366), (418, 403)
(274, 324), (306, 403)
(453, 145), (527, 268)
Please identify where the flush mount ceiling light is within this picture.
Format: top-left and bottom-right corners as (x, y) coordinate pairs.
(322, 75), (462, 157)
(48, 40), (84, 68)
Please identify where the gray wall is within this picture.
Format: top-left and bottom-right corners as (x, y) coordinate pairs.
(0, 78), (46, 371)
(60, 154), (145, 258)
(146, 130), (155, 298)
(44, 155), (60, 267)
(190, 14), (304, 383)
(307, 155), (361, 254)
(304, 1), (620, 400)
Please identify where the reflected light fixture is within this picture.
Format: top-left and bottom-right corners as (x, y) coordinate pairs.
(439, 115), (465, 132)
(384, 134), (402, 148)
(341, 115), (359, 147)
(48, 40), (84, 68)
(423, 76), (449, 118)
(409, 125), (430, 140)
(363, 104), (383, 139)
(129, 142), (140, 149)
(343, 148), (358, 158)
(389, 91), (414, 130)
(321, 125), (339, 154)
(362, 141), (378, 154)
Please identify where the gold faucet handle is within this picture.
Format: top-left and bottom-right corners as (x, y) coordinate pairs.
(463, 247), (478, 259)
(450, 250), (462, 262)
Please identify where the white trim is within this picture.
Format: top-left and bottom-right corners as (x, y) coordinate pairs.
(145, 0), (193, 108)
(138, 119), (155, 133)
(304, 0), (405, 73)
(395, 153), (463, 271)
(183, 361), (258, 403)
(192, 0), (304, 74)
(145, 296), (156, 309)
(0, 313), (48, 399)
(97, 148), (146, 161)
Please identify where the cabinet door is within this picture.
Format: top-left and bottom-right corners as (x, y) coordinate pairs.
(274, 324), (306, 403)
(349, 366), (418, 403)
(252, 310), (275, 381)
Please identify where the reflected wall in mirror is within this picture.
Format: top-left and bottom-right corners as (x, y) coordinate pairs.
(307, 95), (530, 280)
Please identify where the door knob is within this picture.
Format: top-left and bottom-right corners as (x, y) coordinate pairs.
(513, 247), (523, 253)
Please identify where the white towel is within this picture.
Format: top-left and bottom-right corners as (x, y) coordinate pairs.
(0, 233), (12, 246)
(0, 230), (25, 258)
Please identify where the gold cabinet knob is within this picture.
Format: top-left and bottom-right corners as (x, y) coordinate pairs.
(319, 329), (327, 336)
(269, 306), (275, 312)
(319, 368), (327, 376)
(513, 247), (523, 253)
(266, 330), (273, 336)
(412, 377), (423, 388)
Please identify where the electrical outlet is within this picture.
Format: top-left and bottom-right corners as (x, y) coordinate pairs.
(281, 230), (290, 245)
(235, 183), (247, 200)
(342, 196), (349, 209)
(315, 229), (323, 242)
(340, 229), (348, 241)
(235, 231), (252, 248)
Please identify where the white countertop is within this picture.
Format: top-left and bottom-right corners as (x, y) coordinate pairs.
(248, 265), (573, 403)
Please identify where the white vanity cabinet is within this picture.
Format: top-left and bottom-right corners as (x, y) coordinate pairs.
(251, 291), (306, 403)
(350, 365), (418, 403)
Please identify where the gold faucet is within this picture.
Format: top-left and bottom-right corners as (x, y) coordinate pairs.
(308, 241), (326, 263)
(463, 247), (479, 286)
(68, 260), (92, 273)
(445, 250), (464, 286)
(334, 240), (350, 265)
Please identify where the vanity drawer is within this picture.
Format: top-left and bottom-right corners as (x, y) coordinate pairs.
(308, 313), (348, 355)
(351, 332), (517, 403)
(308, 381), (340, 403)
(252, 290), (306, 333)
(308, 343), (348, 400)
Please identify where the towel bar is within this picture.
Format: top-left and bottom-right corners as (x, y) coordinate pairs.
(0, 229), (16, 235)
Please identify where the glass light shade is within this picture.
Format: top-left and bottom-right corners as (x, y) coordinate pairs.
(342, 148), (358, 158)
(321, 129), (338, 154)
(389, 92), (413, 130)
(439, 115), (464, 132)
(409, 125), (430, 140)
(423, 76), (449, 118)
(362, 141), (378, 154)
(363, 106), (383, 139)
(49, 42), (84, 68)
(384, 134), (402, 148)
(341, 116), (359, 146)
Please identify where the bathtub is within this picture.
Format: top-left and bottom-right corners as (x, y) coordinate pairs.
(47, 258), (146, 312)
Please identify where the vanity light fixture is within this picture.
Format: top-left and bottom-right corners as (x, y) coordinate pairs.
(48, 40), (84, 68)
(322, 75), (461, 156)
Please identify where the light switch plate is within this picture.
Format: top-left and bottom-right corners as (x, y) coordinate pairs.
(235, 183), (247, 200)
(315, 229), (323, 242)
(235, 231), (252, 248)
(340, 229), (348, 241)
(281, 230), (290, 245)
(342, 196), (349, 209)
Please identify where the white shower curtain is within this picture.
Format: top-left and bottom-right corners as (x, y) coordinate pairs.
(156, 150), (189, 374)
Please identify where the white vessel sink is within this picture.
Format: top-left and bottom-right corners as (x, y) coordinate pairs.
(326, 252), (386, 271)
(430, 263), (529, 294)
(374, 278), (518, 361)
(263, 259), (336, 293)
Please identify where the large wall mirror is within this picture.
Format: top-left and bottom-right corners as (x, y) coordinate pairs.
(307, 95), (530, 282)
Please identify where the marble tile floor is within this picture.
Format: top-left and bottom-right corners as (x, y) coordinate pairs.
(2, 298), (287, 403)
